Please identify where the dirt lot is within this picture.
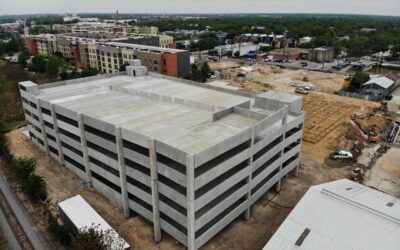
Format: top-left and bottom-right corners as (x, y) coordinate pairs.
(3, 127), (350, 250)
(209, 62), (347, 94)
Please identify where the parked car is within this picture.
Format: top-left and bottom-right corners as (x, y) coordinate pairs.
(295, 87), (309, 95)
(303, 86), (312, 91)
(330, 150), (353, 160)
(300, 62), (308, 67)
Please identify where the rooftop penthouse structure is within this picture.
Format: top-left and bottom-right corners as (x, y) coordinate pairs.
(19, 60), (304, 250)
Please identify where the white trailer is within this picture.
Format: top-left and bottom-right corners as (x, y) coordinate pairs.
(58, 195), (130, 250)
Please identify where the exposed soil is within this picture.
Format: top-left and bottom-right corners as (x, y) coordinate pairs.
(4, 127), (351, 250)
(209, 63), (347, 94)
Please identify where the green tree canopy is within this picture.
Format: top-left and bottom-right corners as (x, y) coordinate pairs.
(350, 71), (370, 90)
(22, 174), (47, 202)
(18, 51), (30, 67)
(30, 55), (47, 73)
(11, 157), (36, 181)
(46, 55), (64, 78)
(200, 62), (211, 82)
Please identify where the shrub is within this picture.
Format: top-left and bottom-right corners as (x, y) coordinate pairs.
(48, 215), (72, 246)
(21, 174), (47, 202)
(72, 224), (126, 250)
(10, 157), (36, 181)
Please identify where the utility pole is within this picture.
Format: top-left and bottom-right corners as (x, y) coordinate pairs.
(206, 26), (212, 57)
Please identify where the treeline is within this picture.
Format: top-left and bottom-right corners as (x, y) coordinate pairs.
(143, 16), (400, 56)
(18, 51), (98, 80)
(0, 36), (25, 56)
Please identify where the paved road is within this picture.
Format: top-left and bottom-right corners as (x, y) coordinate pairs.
(0, 168), (49, 250)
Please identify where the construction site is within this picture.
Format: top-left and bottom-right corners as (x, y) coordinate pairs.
(0, 60), (399, 250)
(209, 61), (400, 195)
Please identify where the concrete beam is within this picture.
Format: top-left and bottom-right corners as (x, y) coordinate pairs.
(149, 139), (161, 242)
(186, 154), (195, 250)
(50, 104), (65, 165)
(115, 127), (130, 218)
(77, 113), (92, 186)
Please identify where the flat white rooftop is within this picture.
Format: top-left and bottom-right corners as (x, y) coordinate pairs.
(36, 74), (269, 154)
(58, 195), (130, 249)
(264, 179), (400, 250)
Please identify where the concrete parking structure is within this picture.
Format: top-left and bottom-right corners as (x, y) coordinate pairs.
(18, 61), (304, 250)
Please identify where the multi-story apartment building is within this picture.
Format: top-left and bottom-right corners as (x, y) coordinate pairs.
(34, 34), (56, 56)
(19, 61), (304, 250)
(107, 42), (190, 77)
(96, 44), (123, 74)
(159, 35), (174, 48)
(24, 34), (187, 77)
(126, 26), (159, 36)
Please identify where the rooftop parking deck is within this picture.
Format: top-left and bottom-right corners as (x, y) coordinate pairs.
(36, 74), (265, 154)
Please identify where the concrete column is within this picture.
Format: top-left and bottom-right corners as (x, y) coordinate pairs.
(276, 105), (289, 193)
(36, 99), (49, 154)
(244, 127), (255, 221)
(186, 154), (195, 250)
(77, 113), (92, 186)
(292, 164), (300, 177)
(50, 104), (64, 165)
(115, 127), (130, 218)
(149, 139), (161, 242)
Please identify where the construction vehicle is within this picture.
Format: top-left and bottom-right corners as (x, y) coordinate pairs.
(367, 129), (379, 143)
(351, 114), (380, 143)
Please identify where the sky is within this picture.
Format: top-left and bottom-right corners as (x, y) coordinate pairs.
(0, 0), (399, 16)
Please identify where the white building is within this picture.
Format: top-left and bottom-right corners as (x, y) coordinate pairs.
(264, 179), (400, 250)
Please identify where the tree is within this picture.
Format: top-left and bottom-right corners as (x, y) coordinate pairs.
(21, 174), (47, 202)
(190, 64), (200, 82)
(5, 36), (24, 53)
(11, 157), (36, 181)
(60, 69), (69, 80)
(30, 55), (47, 73)
(46, 55), (64, 78)
(350, 71), (370, 90)
(200, 62), (211, 82)
(72, 224), (126, 250)
(18, 51), (30, 67)
(391, 44), (400, 59)
(53, 51), (64, 59)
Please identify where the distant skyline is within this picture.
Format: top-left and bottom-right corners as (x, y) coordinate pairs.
(1, 0), (399, 16)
